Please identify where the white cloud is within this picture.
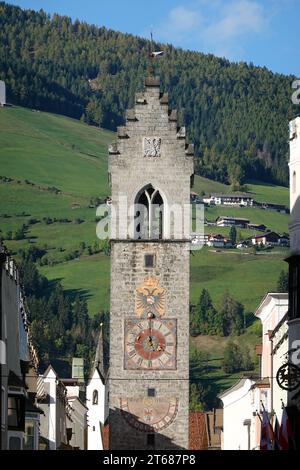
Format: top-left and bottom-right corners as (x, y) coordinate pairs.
(155, 0), (269, 59)
(155, 5), (202, 46)
(169, 6), (201, 32)
(205, 1), (266, 42)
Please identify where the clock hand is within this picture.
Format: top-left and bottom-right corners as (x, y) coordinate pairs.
(148, 318), (153, 343)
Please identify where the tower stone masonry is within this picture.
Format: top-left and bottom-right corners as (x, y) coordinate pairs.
(107, 72), (194, 450)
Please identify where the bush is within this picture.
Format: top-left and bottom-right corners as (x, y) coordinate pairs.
(5, 230), (12, 240)
(28, 218), (39, 225)
(222, 341), (254, 373)
(42, 217), (53, 225)
(14, 224), (27, 240)
(222, 342), (243, 373)
(79, 241), (86, 253)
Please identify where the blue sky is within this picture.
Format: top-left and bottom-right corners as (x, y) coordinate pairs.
(6, 0), (300, 76)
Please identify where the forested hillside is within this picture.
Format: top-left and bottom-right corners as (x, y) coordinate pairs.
(0, 2), (297, 185)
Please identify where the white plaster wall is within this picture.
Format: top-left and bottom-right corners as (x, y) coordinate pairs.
(86, 370), (106, 450)
(221, 379), (255, 450)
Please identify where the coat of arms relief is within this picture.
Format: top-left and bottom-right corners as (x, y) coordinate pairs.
(135, 276), (166, 318)
(143, 137), (161, 157)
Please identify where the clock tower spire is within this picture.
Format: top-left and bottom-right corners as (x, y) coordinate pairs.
(107, 68), (194, 450)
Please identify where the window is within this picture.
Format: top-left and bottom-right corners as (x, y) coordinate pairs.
(72, 358), (84, 379)
(24, 423), (35, 450)
(1, 386), (6, 427)
(9, 437), (21, 450)
(134, 185), (164, 240)
(291, 264), (299, 320)
(7, 395), (25, 430)
(148, 388), (156, 397)
(293, 171), (297, 194)
(147, 434), (155, 446)
(92, 390), (98, 405)
(144, 254), (155, 268)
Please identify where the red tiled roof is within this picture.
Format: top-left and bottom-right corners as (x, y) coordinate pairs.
(189, 411), (208, 450)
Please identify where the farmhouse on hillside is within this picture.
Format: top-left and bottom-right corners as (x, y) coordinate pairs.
(247, 223), (266, 232)
(203, 193), (254, 206)
(216, 216), (250, 228)
(251, 231), (289, 246)
(254, 201), (289, 214)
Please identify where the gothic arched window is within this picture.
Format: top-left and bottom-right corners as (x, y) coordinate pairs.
(134, 185), (164, 240)
(92, 390), (98, 405)
(293, 171), (297, 194)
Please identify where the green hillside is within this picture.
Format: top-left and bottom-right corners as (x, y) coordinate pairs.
(190, 247), (288, 314)
(0, 106), (111, 197)
(194, 175), (290, 208)
(0, 106), (289, 319)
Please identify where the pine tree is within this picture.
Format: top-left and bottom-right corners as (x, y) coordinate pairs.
(229, 226), (237, 246)
(219, 291), (244, 336)
(197, 289), (217, 335)
(277, 270), (289, 292)
(189, 383), (204, 411)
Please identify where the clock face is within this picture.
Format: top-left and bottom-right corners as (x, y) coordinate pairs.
(120, 397), (179, 432)
(124, 318), (177, 370)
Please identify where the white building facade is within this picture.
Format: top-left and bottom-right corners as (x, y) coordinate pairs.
(288, 117), (300, 350)
(38, 366), (69, 450)
(86, 326), (108, 450)
(220, 293), (289, 450)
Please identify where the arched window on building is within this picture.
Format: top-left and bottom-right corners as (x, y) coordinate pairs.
(134, 185), (164, 239)
(92, 390), (98, 405)
(293, 171), (297, 194)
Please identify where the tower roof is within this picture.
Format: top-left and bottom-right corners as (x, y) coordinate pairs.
(90, 323), (105, 383)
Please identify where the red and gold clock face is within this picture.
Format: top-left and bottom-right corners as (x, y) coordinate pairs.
(124, 318), (177, 370)
(120, 397), (179, 432)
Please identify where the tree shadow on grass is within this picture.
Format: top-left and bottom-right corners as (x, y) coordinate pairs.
(190, 355), (225, 409)
(45, 277), (92, 302)
(64, 287), (92, 302)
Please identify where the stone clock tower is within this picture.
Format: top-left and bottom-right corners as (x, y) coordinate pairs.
(107, 69), (194, 450)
